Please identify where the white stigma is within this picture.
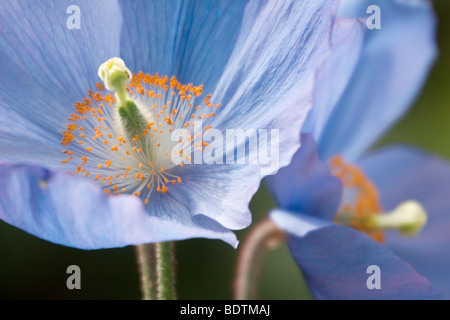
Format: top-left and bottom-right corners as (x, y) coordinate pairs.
(98, 57), (131, 91)
(98, 57), (132, 107)
(371, 200), (428, 236)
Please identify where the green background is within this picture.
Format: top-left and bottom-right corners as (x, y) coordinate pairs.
(0, 0), (448, 299)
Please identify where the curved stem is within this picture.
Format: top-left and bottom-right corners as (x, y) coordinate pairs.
(156, 241), (176, 300)
(233, 218), (285, 300)
(135, 243), (157, 300)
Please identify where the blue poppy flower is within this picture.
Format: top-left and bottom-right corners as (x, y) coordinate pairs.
(267, 0), (448, 299)
(0, 0), (343, 249)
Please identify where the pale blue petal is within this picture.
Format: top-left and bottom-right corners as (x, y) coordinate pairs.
(120, 0), (339, 175)
(270, 209), (332, 238)
(118, 0), (249, 94)
(0, 0), (122, 165)
(266, 134), (342, 221)
(359, 147), (450, 299)
(271, 209), (438, 300)
(302, 18), (365, 138)
(167, 162), (261, 231)
(0, 163), (237, 249)
(319, 0), (437, 161)
(210, 0), (338, 173)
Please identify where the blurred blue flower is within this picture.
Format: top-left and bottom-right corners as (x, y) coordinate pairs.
(0, 0), (343, 249)
(267, 0), (448, 299)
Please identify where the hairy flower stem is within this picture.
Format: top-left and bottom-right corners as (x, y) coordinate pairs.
(234, 218), (286, 300)
(135, 243), (158, 300)
(135, 242), (177, 300)
(156, 241), (177, 300)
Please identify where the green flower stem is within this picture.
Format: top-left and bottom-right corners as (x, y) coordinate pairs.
(135, 243), (157, 300)
(233, 218), (285, 300)
(156, 241), (176, 300)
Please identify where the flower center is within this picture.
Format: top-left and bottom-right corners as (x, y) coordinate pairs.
(329, 155), (385, 242)
(329, 155), (427, 243)
(60, 58), (221, 205)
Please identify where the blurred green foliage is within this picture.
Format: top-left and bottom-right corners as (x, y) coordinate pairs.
(0, 0), (448, 300)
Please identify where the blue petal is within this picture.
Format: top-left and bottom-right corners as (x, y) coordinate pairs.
(210, 0), (338, 173)
(318, 0), (437, 161)
(270, 209), (332, 237)
(167, 163), (261, 231)
(0, 0), (122, 166)
(359, 147), (450, 299)
(266, 134), (342, 221)
(271, 209), (438, 300)
(302, 18), (365, 138)
(0, 162), (238, 249)
(121, 0), (340, 175)
(118, 0), (249, 94)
